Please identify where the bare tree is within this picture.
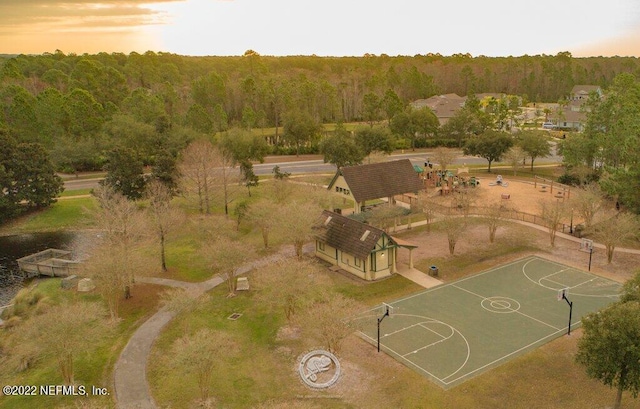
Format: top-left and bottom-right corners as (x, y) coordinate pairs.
(301, 292), (361, 354)
(589, 211), (640, 263)
(247, 198), (280, 249)
(276, 199), (323, 259)
(483, 201), (504, 243)
(201, 235), (253, 295)
(10, 302), (110, 384)
(540, 200), (567, 247)
(270, 179), (296, 204)
(146, 179), (184, 272)
(89, 185), (150, 319)
(452, 189), (477, 218)
(160, 288), (204, 314)
(253, 260), (325, 322)
(571, 183), (605, 228)
(212, 147), (242, 217)
(504, 146), (526, 176)
(367, 205), (406, 232)
(178, 139), (218, 215)
(170, 328), (239, 401)
(415, 191), (438, 231)
(432, 147), (457, 171)
(440, 214), (466, 255)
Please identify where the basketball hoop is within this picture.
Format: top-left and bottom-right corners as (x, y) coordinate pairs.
(580, 238), (593, 252)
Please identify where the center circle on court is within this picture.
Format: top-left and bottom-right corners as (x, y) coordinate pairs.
(481, 296), (521, 313)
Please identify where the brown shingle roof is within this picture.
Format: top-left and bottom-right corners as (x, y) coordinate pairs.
(314, 210), (387, 260)
(332, 159), (424, 203)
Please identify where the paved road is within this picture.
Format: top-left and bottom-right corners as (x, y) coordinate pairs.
(66, 147), (563, 191)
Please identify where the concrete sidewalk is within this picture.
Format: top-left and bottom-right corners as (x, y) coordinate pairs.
(396, 265), (443, 289)
(114, 244), (313, 409)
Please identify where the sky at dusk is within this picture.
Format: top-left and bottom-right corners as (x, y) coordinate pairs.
(2, 0), (640, 57)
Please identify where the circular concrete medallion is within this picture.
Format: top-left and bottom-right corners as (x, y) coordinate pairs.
(298, 349), (341, 389)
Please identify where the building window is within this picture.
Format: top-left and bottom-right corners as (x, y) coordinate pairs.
(354, 258), (361, 267)
(318, 242), (325, 251)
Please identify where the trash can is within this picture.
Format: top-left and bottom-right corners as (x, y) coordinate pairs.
(429, 265), (439, 277)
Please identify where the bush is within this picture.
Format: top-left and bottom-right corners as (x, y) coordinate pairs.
(269, 144), (320, 155)
(414, 138), (460, 148)
(395, 138), (410, 150)
(558, 173), (580, 186)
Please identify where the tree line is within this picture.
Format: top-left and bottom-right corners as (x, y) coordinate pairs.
(1, 50), (640, 218)
(1, 51), (639, 160)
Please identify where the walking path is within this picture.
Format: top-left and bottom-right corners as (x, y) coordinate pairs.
(113, 216), (639, 408)
(113, 244), (312, 409)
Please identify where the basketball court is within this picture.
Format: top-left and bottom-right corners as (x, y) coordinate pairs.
(354, 256), (621, 389)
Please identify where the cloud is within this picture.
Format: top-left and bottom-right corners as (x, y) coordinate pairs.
(0, 1), (181, 29)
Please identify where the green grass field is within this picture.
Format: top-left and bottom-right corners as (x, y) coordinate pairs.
(356, 256), (620, 389)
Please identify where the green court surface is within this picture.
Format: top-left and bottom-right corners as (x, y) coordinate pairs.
(355, 256), (621, 389)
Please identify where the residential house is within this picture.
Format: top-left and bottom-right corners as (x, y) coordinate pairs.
(327, 159), (424, 214)
(554, 85), (602, 131)
(314, 210), (417, 281)
(410, 93), (466, 125)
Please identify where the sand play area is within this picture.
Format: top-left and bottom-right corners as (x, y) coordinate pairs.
(427, 173), (572, 216)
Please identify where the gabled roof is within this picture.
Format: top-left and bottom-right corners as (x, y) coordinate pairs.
(411, 94), (465, 120)
(570, 85), (602, 100)
(328, 159), (424, 203)
(314, 210), (389, 260)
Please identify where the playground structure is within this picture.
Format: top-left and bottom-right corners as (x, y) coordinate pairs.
(488, 174), (509, 187)
(423, 167), (480, 195)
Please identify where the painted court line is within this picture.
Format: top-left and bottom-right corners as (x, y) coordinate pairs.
(452, 284), (562, 331)
(403, 324), (454, 357)
(390, 257), (532, 305)
(382, 322), (425, 338)
(442, 328), (565, 386)
(359, 331), (446, 383)
(419, 322), (451, 339)
(538, 268), (570, 286)
(403, 336), (450, 357)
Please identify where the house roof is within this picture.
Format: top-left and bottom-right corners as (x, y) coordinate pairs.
(556, 109), (586, 123)
(314, 210), (389, 260)
(411, 94), (465, 121)
(570, 85), (601, 96)
(329, 159), (424, 203)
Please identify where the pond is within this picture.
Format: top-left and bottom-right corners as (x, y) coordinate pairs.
(0, 231), (95, 306)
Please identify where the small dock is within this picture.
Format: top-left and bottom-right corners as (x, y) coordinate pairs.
(16, 249), (79, 278)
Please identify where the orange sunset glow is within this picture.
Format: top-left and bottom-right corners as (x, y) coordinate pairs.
(2, 0), (640, 57)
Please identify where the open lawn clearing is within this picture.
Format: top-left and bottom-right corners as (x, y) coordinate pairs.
(0, 197), (96, 235)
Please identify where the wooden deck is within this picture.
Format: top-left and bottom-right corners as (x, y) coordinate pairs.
(16, 249), (79, 278)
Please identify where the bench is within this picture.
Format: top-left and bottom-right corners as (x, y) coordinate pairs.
(236, 277), (249, 291)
